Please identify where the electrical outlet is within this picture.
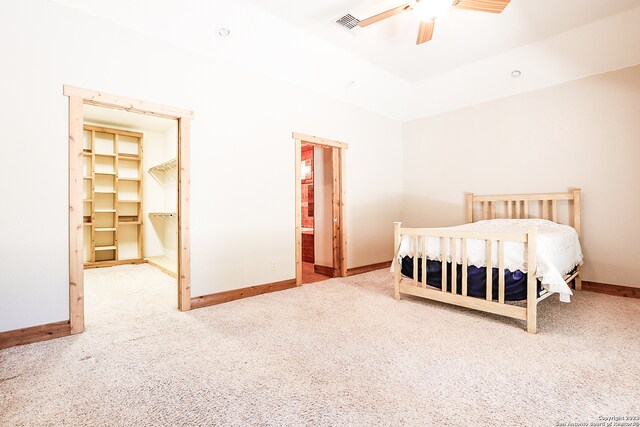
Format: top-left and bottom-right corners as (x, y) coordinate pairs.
(270, 262), (277, 271)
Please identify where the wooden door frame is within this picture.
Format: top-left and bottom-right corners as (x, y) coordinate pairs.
(64, 85), (194, 335)
(293, 132), (347, 285)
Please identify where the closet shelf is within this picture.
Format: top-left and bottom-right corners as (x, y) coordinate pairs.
(95, 209), (116, 213)
(94, 153), (116, 158)
(95, 172), (116, 176)
(118, 199), (141, 203)
(95, 190), (116, 194)
(149, 158), (177, 174)
(119, 177), (141, 181)
(95, 245), (116, 251)
(95, 227), (116, 232)
(83, 176), (93, 180)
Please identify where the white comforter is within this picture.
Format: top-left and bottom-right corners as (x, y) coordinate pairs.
(395, 219), (583, 302)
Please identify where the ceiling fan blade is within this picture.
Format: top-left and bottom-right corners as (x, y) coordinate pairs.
(416, 20), (434, 45)
(357, 3), (415, 27)
(452, 0), (511, 13)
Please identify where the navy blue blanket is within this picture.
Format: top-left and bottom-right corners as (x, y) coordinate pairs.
(400, 256), (542, 301)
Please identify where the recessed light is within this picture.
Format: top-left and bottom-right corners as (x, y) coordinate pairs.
(511, 70), (522, 78)
(218, 27), (230, 37)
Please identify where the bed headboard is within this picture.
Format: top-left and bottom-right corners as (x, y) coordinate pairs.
(465, 188), (581, 237)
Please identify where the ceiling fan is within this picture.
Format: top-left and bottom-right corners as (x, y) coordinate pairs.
(357, 0), (511, 45)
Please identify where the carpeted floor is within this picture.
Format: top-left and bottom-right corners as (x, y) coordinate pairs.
(1, 264), (639, 426)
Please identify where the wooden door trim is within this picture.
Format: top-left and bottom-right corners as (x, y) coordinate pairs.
(294, 133), (348, 285)
(68, 96), (84, 334)
(177, 118), (191, 310)
(63, 85), (194, 120)
(65, 85), (193, 334)
(292, 132), (347, 149)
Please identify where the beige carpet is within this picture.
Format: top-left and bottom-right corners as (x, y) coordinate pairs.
(1, 264), (639, 426)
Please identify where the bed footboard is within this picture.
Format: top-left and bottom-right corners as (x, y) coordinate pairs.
(393, 222), (539, 333)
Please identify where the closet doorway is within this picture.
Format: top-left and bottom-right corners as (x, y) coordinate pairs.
(293, 133), (348, 285)
(65, 86), (193, 334)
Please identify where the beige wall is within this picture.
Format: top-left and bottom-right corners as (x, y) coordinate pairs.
(0, 1), (402, 332)
(313, 146), (333, 268)
(403, 64), (640, 288)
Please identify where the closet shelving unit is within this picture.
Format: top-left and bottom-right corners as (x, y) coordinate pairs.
(83, 125), (144, 268)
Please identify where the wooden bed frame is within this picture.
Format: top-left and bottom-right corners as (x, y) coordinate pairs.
(393, 188), (582, 333)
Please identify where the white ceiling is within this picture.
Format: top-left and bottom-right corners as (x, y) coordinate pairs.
(245, 0), (640, 82)
(52, 0), (640, 120)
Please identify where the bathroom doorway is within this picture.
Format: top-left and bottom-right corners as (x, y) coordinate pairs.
(293, 133), (347, 285)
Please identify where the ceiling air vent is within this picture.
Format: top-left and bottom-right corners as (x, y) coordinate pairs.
(333, 13), (361, 35)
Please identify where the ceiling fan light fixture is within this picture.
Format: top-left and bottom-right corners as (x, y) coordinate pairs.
(413, 0), (452, 21)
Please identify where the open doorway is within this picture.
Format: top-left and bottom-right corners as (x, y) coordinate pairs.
(300, 144), (332, 284)
(293, 133), (348, 285)
(65, 85), (193, 335)
(81, 105), (179, 326)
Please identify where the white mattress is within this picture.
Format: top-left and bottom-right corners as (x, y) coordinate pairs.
(396, 219), (583, 302)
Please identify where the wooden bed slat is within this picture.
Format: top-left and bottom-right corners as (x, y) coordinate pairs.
(526, 228), (538, 333)
(473, 192), (574, 202)
(485, 240), (493, 301)
(413, 238), (419, 287)
(451, 238), (457, 295)
(542, 200), (549, 220)
(515, 200), (521, 219)
(393, 222), (401, 300)
(421, 237), (427, 288)
(523, 201), (529, 218)
(570, 188), (583, 291)
(465, 193), (474, 223)
(461, 238), (468, 296)
(572, 188), (582, 238)
(441, 238), (448, 292)
(498, 240), (505, 304)
(399, 283), (527, 320)
(400, 228), (527, 242)
(551, 200), (558, 222)
(507, 200), (513, 219)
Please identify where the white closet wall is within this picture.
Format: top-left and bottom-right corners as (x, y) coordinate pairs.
(143, 124), (178, 273)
